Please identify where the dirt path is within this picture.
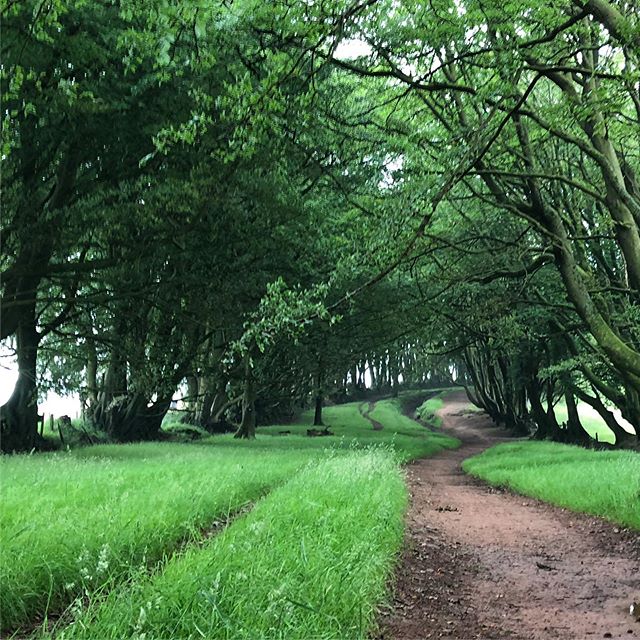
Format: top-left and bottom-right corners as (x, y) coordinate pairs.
(378, 391), (640, 640)
(361, 400), (384, 431)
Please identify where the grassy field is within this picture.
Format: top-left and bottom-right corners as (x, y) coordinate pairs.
(1, 394), (454, 638)
(257, 397), (459, 462)
(463, 441), (640, 529)
(0, 445), (313, 632)
(45, 450), (406, 640)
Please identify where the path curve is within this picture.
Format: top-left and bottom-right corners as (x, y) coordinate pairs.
(361, 400), (384, 431)
(379, 391), (640, 640)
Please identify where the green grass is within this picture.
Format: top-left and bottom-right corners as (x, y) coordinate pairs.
(256, 397), (459, 462)
(368, 398), (457, 457)
(415, 393), (446, 428)
(0, 444), (313, 632)
(1, 395), (449, 636)
(46, 450), (407, 640)
(463, 441), (640, 529)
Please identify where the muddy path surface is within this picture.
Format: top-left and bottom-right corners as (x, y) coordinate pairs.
(378, 391), (640, 640)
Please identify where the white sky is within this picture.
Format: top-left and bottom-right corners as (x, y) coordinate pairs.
(0, 346), (81, 417)
(334, 38), (372, 59)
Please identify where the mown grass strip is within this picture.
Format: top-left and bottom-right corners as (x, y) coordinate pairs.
(49, 449), (407, 640)
(463, 441), (640, 529)
(0, 444), (314, 632)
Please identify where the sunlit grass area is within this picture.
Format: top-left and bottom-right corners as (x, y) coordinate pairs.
(463, 441), (640, 529)
(551, 400), (635, 445)
(414, 393), (446, 428)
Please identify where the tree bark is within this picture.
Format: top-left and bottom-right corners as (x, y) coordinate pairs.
(562, 388), (592, 445)
(313, 394), (324, 426)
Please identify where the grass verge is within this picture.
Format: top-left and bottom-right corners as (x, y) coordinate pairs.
(414, 394), (446, 428)
(463, 441), (640, 529)
(46, 449), (407, 640)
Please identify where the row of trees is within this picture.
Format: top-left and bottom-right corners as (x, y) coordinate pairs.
(2, 0), (638, 451)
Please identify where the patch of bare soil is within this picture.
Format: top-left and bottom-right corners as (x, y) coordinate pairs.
(377, 391), (640, 640)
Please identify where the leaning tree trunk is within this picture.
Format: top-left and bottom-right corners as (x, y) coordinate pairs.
(0, 312), (40, 452)
(574, 386), (637, 447)
(235, 361), (256, 439)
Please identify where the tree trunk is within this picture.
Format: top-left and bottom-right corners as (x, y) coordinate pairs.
(183, 374), (198, 422)
(84, 337), (98, 419)
(92, 392), (170, 441)
(313, 394), (324, 426)
(562, 389), (592, 445)
(1, 146), (80, 451)
(195, 376), (215, 426)
(312, 355), (324, 426)
(574, 386), (637, 447)
(529, 380), (561, 440)
(0, 314), (40, 452)
(235, 361), (256, 439)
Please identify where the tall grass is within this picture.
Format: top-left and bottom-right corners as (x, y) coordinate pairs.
(49, 450), (407, 640)
(2, 395), (451, 636)
(463, 441), (640, 529)
(0, 444), (313, 632)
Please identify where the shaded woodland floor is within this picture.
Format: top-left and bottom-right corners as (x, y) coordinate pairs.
(378, 392), (640, 640)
